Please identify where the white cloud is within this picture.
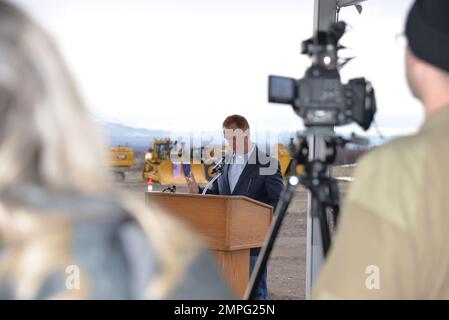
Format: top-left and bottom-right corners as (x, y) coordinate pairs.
(12, 0), (422, 134)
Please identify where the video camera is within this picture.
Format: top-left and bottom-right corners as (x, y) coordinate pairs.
(268, 21), (376, 130)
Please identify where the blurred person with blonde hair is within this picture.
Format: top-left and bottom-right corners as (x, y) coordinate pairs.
(0, 0), (232, 299)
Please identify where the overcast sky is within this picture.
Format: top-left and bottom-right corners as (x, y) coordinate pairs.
(12, 0), (421, 136)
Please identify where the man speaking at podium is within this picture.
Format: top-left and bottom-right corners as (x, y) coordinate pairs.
(186, 114), (284, 300)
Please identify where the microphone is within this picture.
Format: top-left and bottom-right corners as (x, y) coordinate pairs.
(162, 185), (176, 193)
(202, 152), (230, 195)
(211, 156), (225, 175)
(210, 151), (232, 175)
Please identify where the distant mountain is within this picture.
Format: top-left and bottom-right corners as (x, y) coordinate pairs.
(98, 120), (170, 150)
(98, 119), (397, 151)
(275, 130), (394, 148)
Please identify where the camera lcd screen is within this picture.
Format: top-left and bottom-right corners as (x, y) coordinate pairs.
(268, 75), (296, 104)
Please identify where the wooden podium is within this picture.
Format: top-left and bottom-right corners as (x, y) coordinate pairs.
(145, 192), (273, 298)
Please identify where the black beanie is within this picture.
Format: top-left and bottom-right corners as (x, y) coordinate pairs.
(405, 0), (449, 73)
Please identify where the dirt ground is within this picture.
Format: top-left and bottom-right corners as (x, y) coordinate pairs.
(114, 165), (354, 300)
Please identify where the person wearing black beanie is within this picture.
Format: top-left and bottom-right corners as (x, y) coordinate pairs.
(313, 0), (449, 299)
(405, 0), (449, 115)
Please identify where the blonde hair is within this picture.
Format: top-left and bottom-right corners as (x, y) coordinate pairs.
(0, 1), (206, 299)
(0, 1), (108, 194)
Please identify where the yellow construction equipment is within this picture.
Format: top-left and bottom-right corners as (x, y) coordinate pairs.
(109, 146), (134, 181)
(277, 142), (304, 176)
(142, 138), (303, 185)
(142, 139), (215, 185)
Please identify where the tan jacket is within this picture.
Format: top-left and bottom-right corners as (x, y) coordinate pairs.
(313, 105), (449, 299)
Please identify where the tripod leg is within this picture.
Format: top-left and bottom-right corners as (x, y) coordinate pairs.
(315, 201), (331, 256)
(245, 176), (298, 300)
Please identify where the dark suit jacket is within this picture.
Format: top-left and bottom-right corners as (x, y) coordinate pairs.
(199, 147), (284, 255)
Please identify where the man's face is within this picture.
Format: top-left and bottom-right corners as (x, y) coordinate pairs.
(223, 123), (249, 153)
(405, 46), (421, 98)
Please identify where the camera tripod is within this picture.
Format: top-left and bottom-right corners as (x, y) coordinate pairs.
(245, 131), (366, 300)
(243, 0), (374, 300)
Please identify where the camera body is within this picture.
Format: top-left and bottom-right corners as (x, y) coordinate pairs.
(268, 21), (376, 130)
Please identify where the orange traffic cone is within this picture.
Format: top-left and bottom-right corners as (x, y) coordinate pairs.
(147, 178), (153, 192)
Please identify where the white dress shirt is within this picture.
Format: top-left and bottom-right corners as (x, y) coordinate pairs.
(228, 144), (255, 193)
